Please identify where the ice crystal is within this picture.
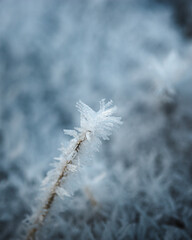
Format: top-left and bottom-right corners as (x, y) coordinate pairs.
(76, 99), (122, 140)
(41, 99), (122, 200)
(25, 100), (122, 240)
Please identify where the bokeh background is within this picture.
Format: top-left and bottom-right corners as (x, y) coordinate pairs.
(0, 0), (192, 239)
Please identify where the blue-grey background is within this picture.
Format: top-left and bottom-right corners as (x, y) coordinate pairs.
(0, 0), (192, 239)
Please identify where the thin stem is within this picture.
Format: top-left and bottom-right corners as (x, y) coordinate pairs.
(84, 187), (98, 207)
(26, 133), (87, 240)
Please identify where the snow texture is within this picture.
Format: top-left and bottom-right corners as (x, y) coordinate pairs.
(0, 0), (192, 239)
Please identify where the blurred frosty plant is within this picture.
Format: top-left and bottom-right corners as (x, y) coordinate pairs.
(25, 99), (122, 240)
(151, 51), (188, 97)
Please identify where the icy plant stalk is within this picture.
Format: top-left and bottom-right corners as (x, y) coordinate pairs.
(25, 100), (122, 240)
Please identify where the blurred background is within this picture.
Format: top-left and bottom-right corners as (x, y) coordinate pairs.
(0, 0), (192, 239)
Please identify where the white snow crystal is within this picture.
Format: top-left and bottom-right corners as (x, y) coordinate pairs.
(76, 99), (122, 140)
(34, 100), (122, 230)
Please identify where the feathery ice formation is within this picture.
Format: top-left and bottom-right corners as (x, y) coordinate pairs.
(25, 100), (122, 240)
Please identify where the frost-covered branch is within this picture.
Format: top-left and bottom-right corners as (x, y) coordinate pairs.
(25, 100), (122, 240)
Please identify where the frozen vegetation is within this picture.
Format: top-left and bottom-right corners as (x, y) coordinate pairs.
(0, 0), (192, 239)
(25, 100), (121, 240)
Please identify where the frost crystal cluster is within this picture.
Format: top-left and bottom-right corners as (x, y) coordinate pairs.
(25, 100), (122, 240)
